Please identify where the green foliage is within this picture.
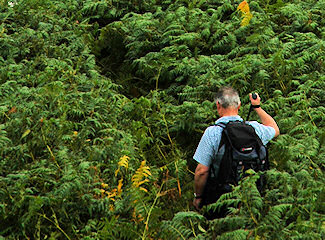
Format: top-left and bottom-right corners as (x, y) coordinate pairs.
(0, 0), (324, 239)
(161, 211), (206, 240)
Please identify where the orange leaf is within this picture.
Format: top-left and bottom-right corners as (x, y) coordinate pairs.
(177, 178), (182, 197)
(117, 178), (123, 196)
(139, 187), (148, 192)
(237, 1), (253, 26)
(106, 191), (117, 200)
(8, 106), (17, 114)
(241, 12), (253, 26)
(238, 0), (250, 14)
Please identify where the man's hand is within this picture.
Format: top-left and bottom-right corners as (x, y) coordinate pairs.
(249, 92), (260, 106)
(193, 198), (202, 211)
(194, 164), (209, 210)
(249, 92), (280, 137)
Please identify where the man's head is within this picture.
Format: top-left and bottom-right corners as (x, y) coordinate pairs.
(215, 86), (241, 116)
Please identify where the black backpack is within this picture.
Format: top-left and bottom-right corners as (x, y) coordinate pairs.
(201, 120), (269, 206)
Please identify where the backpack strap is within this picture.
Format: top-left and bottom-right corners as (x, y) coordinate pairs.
(215, 122), (227, 128)
(211, 121), (236, 184)
(214, 121), (237, 153)
(207, 122), (226, 180)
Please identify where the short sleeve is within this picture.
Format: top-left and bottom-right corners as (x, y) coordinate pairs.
(248, 121), (276, 145)
(193, 127), (222, 166)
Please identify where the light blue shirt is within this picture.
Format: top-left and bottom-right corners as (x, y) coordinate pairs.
(193, 116), (275, 167)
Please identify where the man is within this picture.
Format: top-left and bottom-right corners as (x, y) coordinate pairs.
(193, 86), (280, 210)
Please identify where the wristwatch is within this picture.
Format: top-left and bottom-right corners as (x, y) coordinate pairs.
(194, 193), (202, 199)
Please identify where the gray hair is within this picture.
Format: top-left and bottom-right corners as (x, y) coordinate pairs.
(215, 86), (241, 108)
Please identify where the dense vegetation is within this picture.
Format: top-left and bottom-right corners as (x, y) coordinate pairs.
(0, 0), (324, 239)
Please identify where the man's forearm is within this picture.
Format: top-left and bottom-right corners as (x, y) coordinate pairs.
(254, 107), (280, 137)
(194, 172), (209, 197)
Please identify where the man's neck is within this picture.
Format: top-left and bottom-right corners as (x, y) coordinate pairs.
(219, 110), (239, 117)
(220, 113), (238, 117)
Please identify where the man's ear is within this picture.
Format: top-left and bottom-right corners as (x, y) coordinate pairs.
(237, 102), (241, 110)
(216, 101), (221, 110)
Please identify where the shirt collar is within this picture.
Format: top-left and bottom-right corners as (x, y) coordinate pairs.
(215, 115), (243, 124)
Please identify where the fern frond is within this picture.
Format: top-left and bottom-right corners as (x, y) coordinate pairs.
(217, 229), (249, 240)
(132, 160), (151, 191)
(161, 211), (205, 240)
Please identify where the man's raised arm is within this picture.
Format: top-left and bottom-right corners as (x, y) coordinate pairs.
(249, 93), (280, 137)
